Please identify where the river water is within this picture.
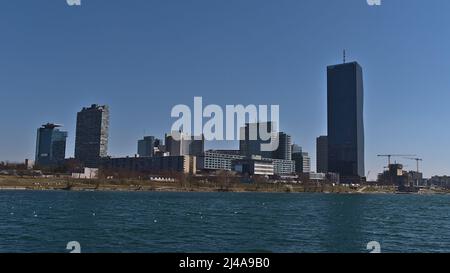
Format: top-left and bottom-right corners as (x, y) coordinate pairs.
(0, 191), (449, 253)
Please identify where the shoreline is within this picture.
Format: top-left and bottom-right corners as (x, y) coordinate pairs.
(1, 176), (448, 195)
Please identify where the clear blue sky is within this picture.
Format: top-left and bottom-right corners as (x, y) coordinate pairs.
(1, 0), (449, 180)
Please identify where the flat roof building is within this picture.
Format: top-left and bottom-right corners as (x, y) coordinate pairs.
(75, 104), (109, 167)
(35, 123), (67, 167)
(327, 62), (365, 178)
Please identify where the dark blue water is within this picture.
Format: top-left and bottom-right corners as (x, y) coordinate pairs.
(0, 191), (449, 253)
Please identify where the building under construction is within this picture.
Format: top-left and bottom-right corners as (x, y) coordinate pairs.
(377, 163), (423, 190)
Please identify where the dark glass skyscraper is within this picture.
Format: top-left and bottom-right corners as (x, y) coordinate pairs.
(75, 104), (109, 167)
(35, 123), (67, 167)
(316, 136), (328, 173)
(327, 62), (365, 178)
(273, 132), (292, 160)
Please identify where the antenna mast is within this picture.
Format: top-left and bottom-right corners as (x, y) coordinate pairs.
(343, 49), (346, 64)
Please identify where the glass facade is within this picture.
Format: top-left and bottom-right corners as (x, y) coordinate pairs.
(35, 123), (67, 167)
(327, 62), (365, 177)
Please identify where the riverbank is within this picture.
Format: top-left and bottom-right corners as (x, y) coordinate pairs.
(0, 175), (448, 194)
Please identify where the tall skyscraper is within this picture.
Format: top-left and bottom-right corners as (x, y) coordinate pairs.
(239, 122), (276, 158)
(165, 131), (204, 157)
(316, 136), (328, 173)
(35, 123), (67, 167)
(327, 62), (365, 178)
(138, 136), (156, 157)
(272, 132), (292, 160)
(75, 104), (109, 167)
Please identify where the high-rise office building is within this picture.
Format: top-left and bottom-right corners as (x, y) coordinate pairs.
(316, 136), (328, 173)
(138, 136), (156, 157)
(301, 152), (311, 173)
(327, 62), (365, 178)
(35, 123), (67, 167)
(165, 131), (204, 157)
(75, 104), (109, 167)
(272, 132), (292, 160)
(239, 122), (276, 158)
(292, 146), (311, 174)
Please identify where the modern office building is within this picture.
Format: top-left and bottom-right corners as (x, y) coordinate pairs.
(239, 122), (276, 158)
(272, 132), (292, 160)
(137, 136), (159, 157)
(165, 131), (204, 157)
(301, 152), (311, 173)
(327, 62), (365, 178)
(232, 156), (274, 176)
(272, 158), (296, 175)
(197, 150), (295, 175)
(292, 150), (311, 174)
(75, 104), (109, 167)
(35, 123), (68, 167)
(197, 150), (244, 171)
(316, 136), (328, 173)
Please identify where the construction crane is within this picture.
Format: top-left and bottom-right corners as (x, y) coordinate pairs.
(377, 154), (416, 166)
(404, 157), (423, 173)
(404, 157), (423, 187)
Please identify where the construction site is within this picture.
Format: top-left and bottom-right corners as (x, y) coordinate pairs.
(376, 154), (425, 192)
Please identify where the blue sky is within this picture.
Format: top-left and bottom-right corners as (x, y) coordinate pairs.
(0, 0), (449, 180)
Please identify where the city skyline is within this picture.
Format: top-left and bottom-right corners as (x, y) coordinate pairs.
(1, 1), (450, 180)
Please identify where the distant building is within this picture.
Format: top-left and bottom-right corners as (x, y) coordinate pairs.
(302, 152), (311, 173)
(291, 144), (302, 155)
(24, 159), (35, 170)
(377, 164), (413, 188)
(316, 136), (328, 173)
(213, 150), (241, 155)
(327, 62), (365, 178)
(35, 123), (68, 167)
(197, 150), (294, 175)
(429, 176), (450, 189)
(165, 131), (204, 157)
(197, 150), (244, 172)
(272, 132), (292, 160)
(310, 172), (326, 181)
(75, 104), (109, 167)
(272, 158), (296, 175)
(292, 150), (311, 174)
(72, 168), (99, 179)
(102, 155), (196, 175)
(232, 156), (274, 176)
(239, 122), (276, 158)
(137, 136), (160, 157)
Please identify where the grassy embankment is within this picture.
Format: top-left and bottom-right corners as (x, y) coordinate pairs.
(0, 175), (381, 193)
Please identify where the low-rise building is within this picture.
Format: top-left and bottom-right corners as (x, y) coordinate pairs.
(197, 150), (295, 175)
(72, 168), (99, 179)
(429, 176), (450, 189)
(197, 151), (244, 171)
(232, 157), (274, 176)
(101, 155), (196, 175)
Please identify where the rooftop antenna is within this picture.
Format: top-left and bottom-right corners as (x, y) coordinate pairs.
(343, 49), (346, 64)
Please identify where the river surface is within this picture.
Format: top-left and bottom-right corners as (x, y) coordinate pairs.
(0, 191), (449, 253)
